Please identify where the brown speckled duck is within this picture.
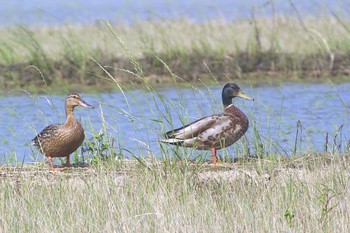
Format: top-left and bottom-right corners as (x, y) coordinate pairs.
(161, 83), (254, 164)
(32, 93), (94, 171)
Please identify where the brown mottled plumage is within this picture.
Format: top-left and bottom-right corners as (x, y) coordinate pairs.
(32, 93), (94, 171)
(161, 83), (254, 164)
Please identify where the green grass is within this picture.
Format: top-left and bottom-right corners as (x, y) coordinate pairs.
(1, 17), (349, 64)
(1, 16), (350, 91)
(0, 154), (349, 232)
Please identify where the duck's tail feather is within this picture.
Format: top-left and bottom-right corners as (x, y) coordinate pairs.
(160, 138), (185, 146)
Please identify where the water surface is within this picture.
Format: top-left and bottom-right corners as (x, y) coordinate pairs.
(1, 82), (349, 163)
(0, 0), (348, 27)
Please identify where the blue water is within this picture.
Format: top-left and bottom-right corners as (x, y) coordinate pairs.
(1, 82), (349, 163)
(0, 0), (348, 27)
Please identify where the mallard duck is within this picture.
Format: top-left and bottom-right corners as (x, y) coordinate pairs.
(161, 83), (254, 164)
(32, 93), (94, 171)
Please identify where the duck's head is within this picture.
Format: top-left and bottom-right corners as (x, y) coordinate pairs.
(65, 93), (94, 110)
(222, 83), (254, 107)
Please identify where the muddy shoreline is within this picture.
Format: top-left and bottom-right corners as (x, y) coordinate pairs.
(1, 51), (350, 91)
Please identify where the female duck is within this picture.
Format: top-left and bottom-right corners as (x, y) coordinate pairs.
(161, 83), (254, 164)
(32, 93), (94, 171)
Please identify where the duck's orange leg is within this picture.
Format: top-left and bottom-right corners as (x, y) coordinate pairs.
(48, 156), (66, 172)
(211, 148), (219, 165)
(65, 155), (71, 167)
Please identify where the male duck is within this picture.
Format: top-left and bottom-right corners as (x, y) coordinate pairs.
(32, 93), (94, 171)
(161, 83), (254, 164)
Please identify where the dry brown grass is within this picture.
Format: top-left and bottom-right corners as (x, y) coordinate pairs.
(0, 154), (350, 232)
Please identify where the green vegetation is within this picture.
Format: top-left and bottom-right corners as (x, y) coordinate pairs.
(0, 16), (350, 91)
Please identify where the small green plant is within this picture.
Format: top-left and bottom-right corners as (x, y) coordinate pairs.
(82, 132), (121, 164)
(284, 179), (296, 228)
(284, 208), (295, 228)
(316, 184), (341, 227)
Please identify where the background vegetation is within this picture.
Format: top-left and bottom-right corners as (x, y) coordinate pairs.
(0, 15), (350, 91)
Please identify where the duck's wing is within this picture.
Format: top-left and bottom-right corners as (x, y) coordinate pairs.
(32, 124), (62, 148)
(163, 114), (234, 140)
(162, 113), (242, 149)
